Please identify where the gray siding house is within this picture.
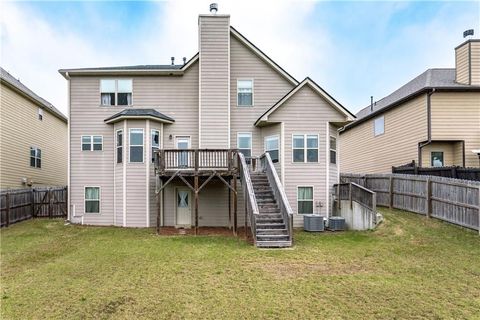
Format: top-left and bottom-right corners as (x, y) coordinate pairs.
(60, 9), (354, 247)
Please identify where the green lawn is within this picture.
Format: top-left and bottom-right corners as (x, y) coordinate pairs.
(1, 209), (479, 319)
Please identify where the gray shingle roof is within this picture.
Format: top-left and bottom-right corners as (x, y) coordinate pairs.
(64, 64), (183, 71)
(355, 68), (478, 120)
(0, 67), (67, 122)
(104, 108), (175, 123)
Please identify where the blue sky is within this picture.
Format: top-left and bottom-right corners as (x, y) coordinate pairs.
(1, 1), (479, 115)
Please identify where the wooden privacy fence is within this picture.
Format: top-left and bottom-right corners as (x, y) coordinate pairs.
(341, 173), (480, 232)
(392, 161), (480, 181)
(0, 187), (67, 227)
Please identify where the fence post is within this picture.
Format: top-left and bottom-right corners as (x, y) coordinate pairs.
(349, 183), (352, 209)
(426, 178), (432, 218)
(48, 188), (53, 219)
(389, 176), (394, 209)
(5, 192), (10, 227)
(30, 189), (35, 218)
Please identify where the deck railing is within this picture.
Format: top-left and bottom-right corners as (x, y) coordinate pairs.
(238, 152), (259, 244)
(260, 152), (294, 243)
(155, 149), (237, 173)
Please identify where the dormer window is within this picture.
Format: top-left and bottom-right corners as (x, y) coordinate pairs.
(100, 79), (132, 106)
(237, 79), (253, 106)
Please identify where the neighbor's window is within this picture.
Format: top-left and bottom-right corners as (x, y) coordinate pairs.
(237, 133), (252, 162)
(265, 136), (279, 163)
(100, 79), (132, 106)
(85, 187), (100, 213)
(431, 151), (444, 167)
(293, 134), (318, 163)
(82, 135), (103, 151)
(297, 187), (313, 214)
(330, 136), (337, 164)
(151, 129), (160, 163)
(30, 147), (41, 168)
(374, 116), (384, 136)
(116, 130), (123, 164)
(237, 80), (253, 106)
(129, 128), (144, 163)
(38, 107), (43, 121)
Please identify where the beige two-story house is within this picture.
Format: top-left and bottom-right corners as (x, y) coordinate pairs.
(0, 67), (68, 189)
(59, 7), (354, 247)
(340, 39), (480, 174)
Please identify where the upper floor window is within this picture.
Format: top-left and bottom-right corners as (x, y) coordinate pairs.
(82, 135), (103, 151)
(330, 136), (337, 164)
(431, 151), (444, 167)
(293, 134), (318, 163)
(116, 130), (123, 164)
(129, 128), (144, 163)
(374, 116), (384, 136)
(237, 133), (252, 161)
(151, 129), (160, 163)
(100, 79), (132, 106)
(38, 107), (43, 121)
(265, 135), (279, 163)
(30, 147), (41, 168)
(237, 80), (253, 106)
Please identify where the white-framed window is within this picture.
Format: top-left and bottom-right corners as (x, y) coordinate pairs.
(237, 133), (252, 162)
(374, 115), (384, 136)
(265, 135), (279, 163)
(84, 187), (100, 214)
(151, 129), (160, 163)
(330, 136), (337, 164)
(293, 134), (318, 163)
(82, 135), (103, 151)
(237, 79), (253, 106)
(116, 130), (123, 164)
(129, 128), (144, 163)
(297, 186), (314, 214)
(100, 79), (132, 106)
(431, 151), (444, 167)
(30, 147), (41, 168)
(38, 107), (43, 121)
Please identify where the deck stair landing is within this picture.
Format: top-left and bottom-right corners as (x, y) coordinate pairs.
(250, 172), (291, 248)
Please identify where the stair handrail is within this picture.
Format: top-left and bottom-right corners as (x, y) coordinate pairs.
(260, 152), (294, 243)
(238, 152), (260, 244)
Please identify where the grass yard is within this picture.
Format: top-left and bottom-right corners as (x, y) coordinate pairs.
(1, 208), (479, 319)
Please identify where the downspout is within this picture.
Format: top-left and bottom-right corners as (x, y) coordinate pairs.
(418, 88), (435, 166)
(66, 72), (71, 222)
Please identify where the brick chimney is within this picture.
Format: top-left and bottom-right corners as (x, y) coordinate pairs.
(198, 7), (231, 148)
(455, 39), (480, 85)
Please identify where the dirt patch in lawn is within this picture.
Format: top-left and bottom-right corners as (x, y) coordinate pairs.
(248, 260), (370, 280)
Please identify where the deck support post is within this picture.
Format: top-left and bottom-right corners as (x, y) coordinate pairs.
(233, 173), (238, 236)
(194, 175), (199, 235)
(156, 178), (162, 235)
(228, 179), (232, 230)
(244, 197), (248, 239)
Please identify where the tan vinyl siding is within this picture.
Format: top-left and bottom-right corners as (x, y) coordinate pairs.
(0, 83), (67, 189)
(199, 15), (230, 148)
(69, 63), (199, 226)
(340, 94), (427, 174)
(162, 180), (245, 227)
(229, 35), (294, 157)
(268, 85), (347, 226)
(329, 124), (340, 188)
(455, 42), (469, 84)
(421, 142), (455, 167)
(430, 92), (480, 167)
(471, 41), (480, 85)
(114, 122), (124, 226)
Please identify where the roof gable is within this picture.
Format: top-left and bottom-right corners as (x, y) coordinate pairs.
(255, 77), (355, 126)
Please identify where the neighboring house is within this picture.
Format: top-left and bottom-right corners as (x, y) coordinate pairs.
(0, 67), (68, 189)
(340, 39), (480, 174)
(59, 8), (354, 247)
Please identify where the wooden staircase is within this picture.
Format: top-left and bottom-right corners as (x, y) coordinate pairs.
(250, 172), (292, 248)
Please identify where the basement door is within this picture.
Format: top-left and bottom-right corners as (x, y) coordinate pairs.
(176, 188), (192, 227)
